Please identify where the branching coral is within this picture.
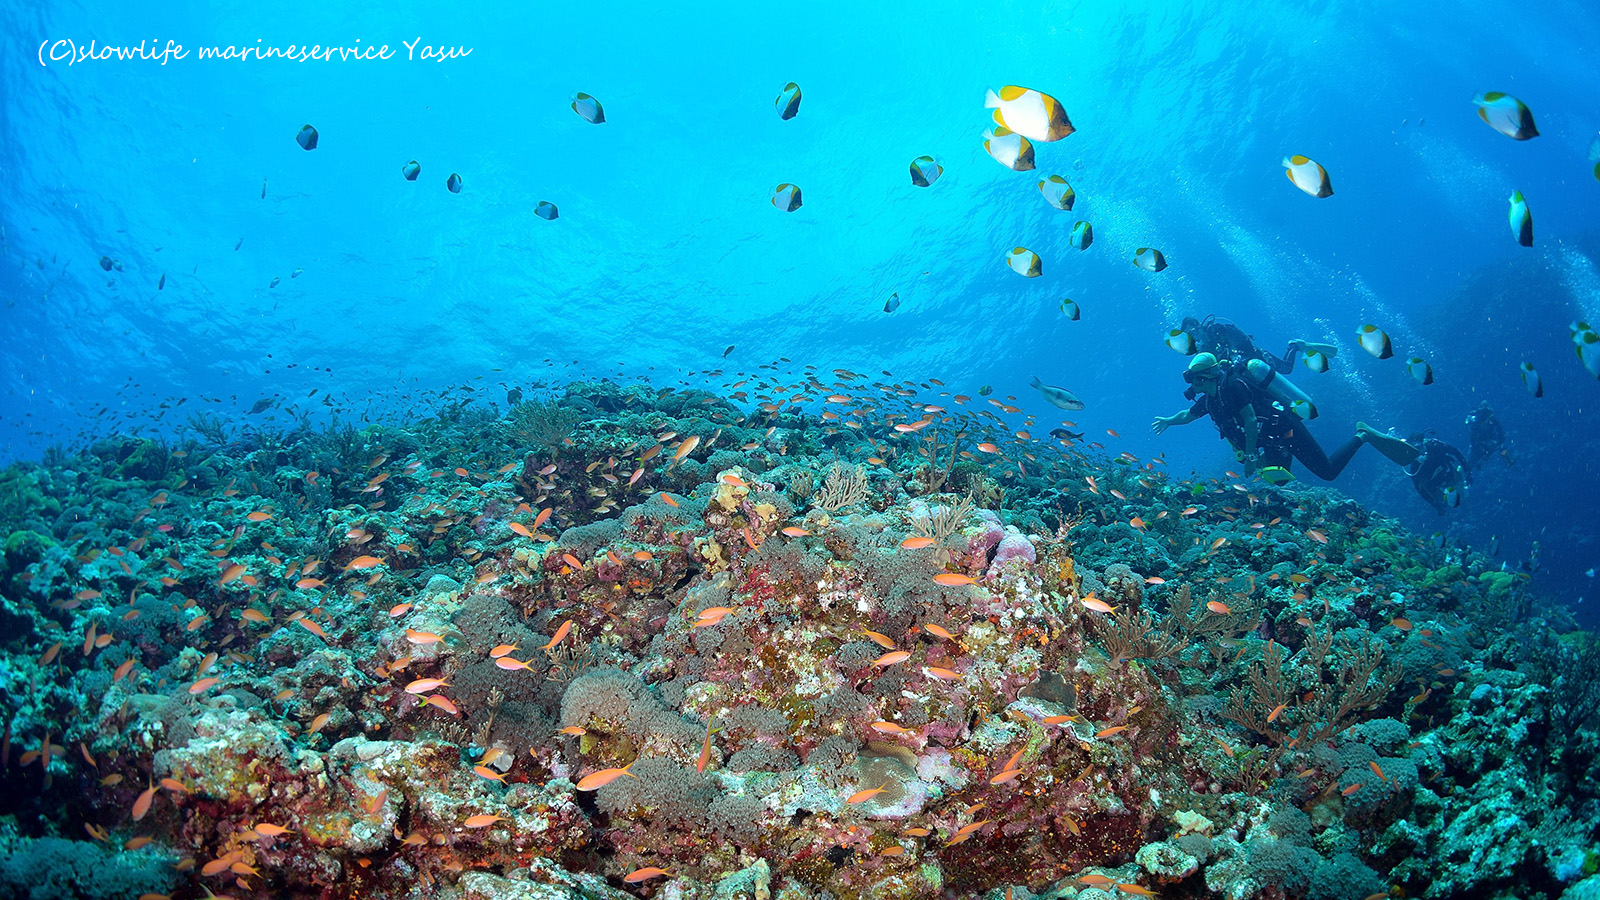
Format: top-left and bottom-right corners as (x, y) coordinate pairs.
(1094, 606), (1190, 666)
(913, 425), (963, 495)
(813, 462), (868, 512)
(1221, 629), (1400, 751)
(504, 398), (582, 453)
(1091, 584), (1259, 668)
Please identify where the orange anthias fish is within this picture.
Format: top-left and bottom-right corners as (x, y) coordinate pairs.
(540, 620), (573, 650)
(132, 778), (157, 821)
(933, 573), (975, 586)
(623, 867), (673, 884)
(423, 695), (460, 715)
(1080, 594), (1115, 614)
(847, 782), (890, 804)
(860, 629), (897, 649)
(697, 717), (715, 773)
(575, 762), (639, 791)
(472, 765), (508, 784)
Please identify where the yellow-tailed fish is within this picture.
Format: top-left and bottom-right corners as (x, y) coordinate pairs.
(1282, 155), (1333, 198)
(1570, 321), (1600, 379)
(1132, 248), (1166, 272)
(1069, 221), (1093, 250)
(1406, 357), (1434, 385)
(1303, 349), (1330, 373)
(1521, 362), (1543, 397)
(771, 183), (802, 212)
(774, 82), (802, 120)
(1060, 298), (1081, 320)
(1472, 91), (1537, 140)
(1038, 175), (1075, 210)
(982, 127), (1035, 171)
(1357, 324), (1393, 359)
(1165, 328), (1196, 355)
(1508, 190), (1532, 247)
(571, 92), (605, 124)
(1005, 247), (1042, 277)
(985, 85), (1074, 142)
(910, 155), (943, 187)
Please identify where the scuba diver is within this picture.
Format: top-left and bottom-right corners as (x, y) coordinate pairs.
(1179, 315), (1339, 374)
(1152, 352), (1366, 485)
(1358, 425), (1470, 514)
(1465, 402), (1512, 470)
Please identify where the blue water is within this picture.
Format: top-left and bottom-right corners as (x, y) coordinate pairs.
(3, 1), (1599, 619)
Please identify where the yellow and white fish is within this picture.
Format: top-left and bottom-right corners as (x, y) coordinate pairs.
(571, 92), (605, 124)
(1508, 191), (1532, 247)
(1303, 350), (1330, 373)
(1521, 362), (1543, 397)
(1165, 328), (1196, 355)
(1406, 357), (1434, 385)
(771, 183), (802, 212)
(1005, 247), (1042, 277)
(1069, 221), (1093, 250)
(1472, 92), (1538, 140)
(910, 155), (943, 187)
(985, 86), (1075, 142)
(775, 82), (802, 120)
(1133, 248), (1166, 272)
(1282, 155), (1333, 198)
(1571, 321), (1600, 379)
(1357, 324), (1393, 359)
(1038, 175), (1075, 210)
(983, 127), (1035, 171)
(1060, 298), (1080, 320)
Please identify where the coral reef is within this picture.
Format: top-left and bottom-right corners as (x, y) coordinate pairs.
(0, 377), (1595, 900)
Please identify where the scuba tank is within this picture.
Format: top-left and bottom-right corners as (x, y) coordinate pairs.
(1244, 358), (1318, 420)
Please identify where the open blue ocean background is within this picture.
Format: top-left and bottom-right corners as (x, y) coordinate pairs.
(2, 0), (1598, 622)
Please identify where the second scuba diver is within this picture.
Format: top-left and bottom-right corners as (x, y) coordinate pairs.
(1357, 425), (1471, 514)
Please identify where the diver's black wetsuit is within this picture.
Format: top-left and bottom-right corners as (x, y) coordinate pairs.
(1187, 316), (1295, 373)
(1408, 438), (1469, 514)
(1186, 365), (1260, 449)
(1187, 364), (1359, 480)
(1256, 413), (1364, 481)
(1466, 405), (1509, 469)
